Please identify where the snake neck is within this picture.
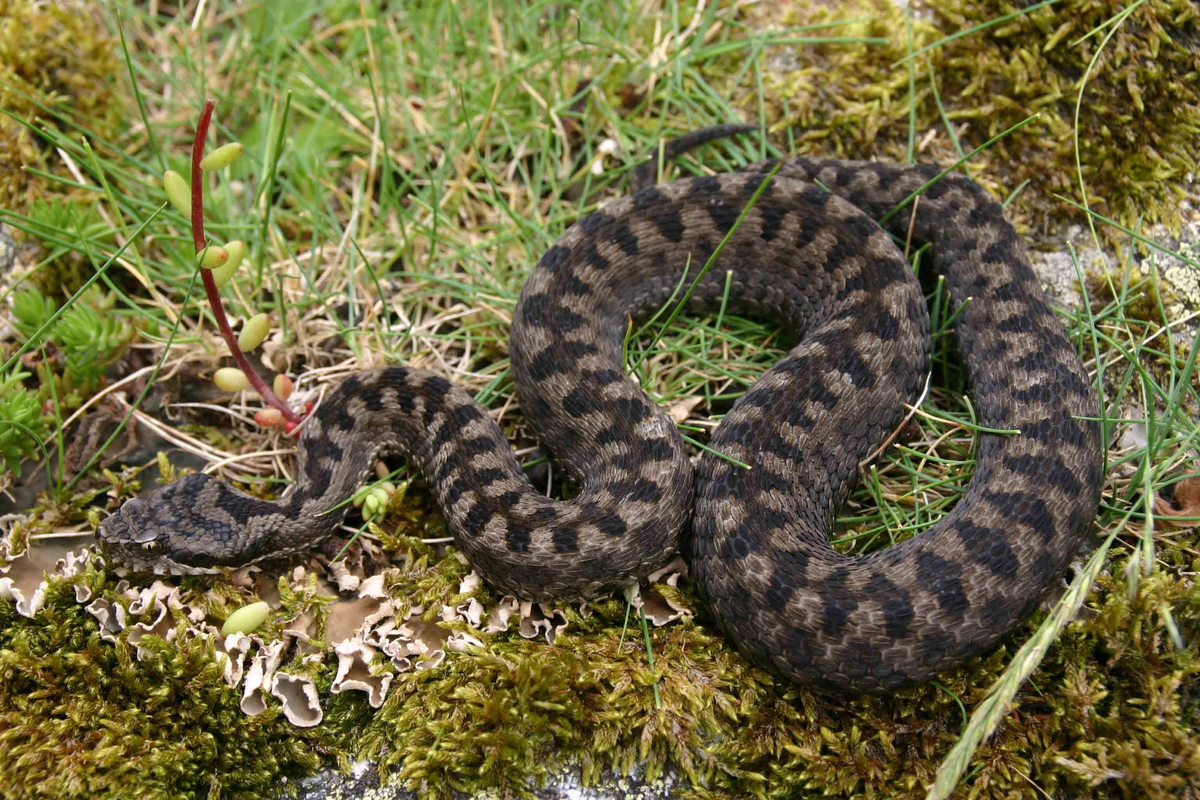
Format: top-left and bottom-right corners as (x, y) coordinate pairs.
(201, 376), (411, 565)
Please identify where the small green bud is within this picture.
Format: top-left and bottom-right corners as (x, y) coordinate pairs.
(222, 601), (270, 635)
(223, 240), (246, 271)
(163, 170), (192, 218)
(200, 142), (244, 172)
(254, 408), (283, 427)
(273, 374), (294, 400)
(363, 493), (381, 518)
(210, 258), (240, 288)
(197, 245), (229, 269)
(207, 240), (246, 287)
(214, 367), (250, 392)
(238, 313), (271, 351)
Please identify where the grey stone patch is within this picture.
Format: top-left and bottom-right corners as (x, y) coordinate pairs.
(1028, 239), (1111, 310)
(293, 760), (686, 800)
(528, 762), (683, 800)
(0, 224), (15, 274)
(294, 761), (413, 800)
(1027, 211), (1200, 337)
(1144, 218), (1200, 332)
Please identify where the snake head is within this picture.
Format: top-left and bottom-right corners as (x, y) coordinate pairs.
(96, 473), (227, 576)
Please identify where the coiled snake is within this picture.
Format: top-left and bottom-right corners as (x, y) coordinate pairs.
(98, 127), (1103, 692)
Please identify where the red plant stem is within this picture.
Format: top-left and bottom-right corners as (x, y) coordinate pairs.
(191, 100), (301, 426)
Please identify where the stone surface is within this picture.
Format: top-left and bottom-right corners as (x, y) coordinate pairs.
(293, 761), (685, 800)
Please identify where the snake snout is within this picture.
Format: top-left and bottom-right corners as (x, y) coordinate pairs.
(96, 496), (147, 544)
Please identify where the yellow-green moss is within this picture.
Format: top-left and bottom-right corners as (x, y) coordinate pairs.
(749, 0), (1200, 240)
(0, 570), (328, 800)
(59, 475), (1196, 799)
(0, 0), (118, 213)
(309, 538), (1197, 799)
(12, 522), (1194, 799)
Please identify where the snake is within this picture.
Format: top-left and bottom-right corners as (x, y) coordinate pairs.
(97, 126), (1103, 692)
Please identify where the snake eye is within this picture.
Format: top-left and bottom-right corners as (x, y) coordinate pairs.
(140, 540), (163, 555)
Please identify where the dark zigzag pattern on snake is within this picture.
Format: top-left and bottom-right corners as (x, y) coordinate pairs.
(97, 130), (1103, 692)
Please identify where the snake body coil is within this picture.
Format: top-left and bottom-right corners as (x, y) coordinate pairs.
(98, 132), (1102, 692)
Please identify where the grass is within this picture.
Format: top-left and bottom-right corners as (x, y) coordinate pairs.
(1, 0), (1198, 799)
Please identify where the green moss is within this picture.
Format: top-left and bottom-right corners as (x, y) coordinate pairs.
(3, 523), (1197, 800)
(0, 569), (329, 800)
(752, 0), (1200, 240)
(0, 0), (119, 213)
(1084, 264), (1166, 325)
(296, 538), (1197, 800)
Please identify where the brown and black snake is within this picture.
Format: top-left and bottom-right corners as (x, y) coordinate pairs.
(97, 126), (1103, 692)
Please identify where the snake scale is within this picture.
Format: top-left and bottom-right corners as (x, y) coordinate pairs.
(98, 126), (1103, 692)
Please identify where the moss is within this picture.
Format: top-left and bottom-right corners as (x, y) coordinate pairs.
(0, 0), (119, 214)
(1084, 265), (1166, 326)
(3, 517), (1199, 799)
(295, 484), (1200, 798)
(0, 569), (330, 800)
(278, 537), (1198, 800)
(748, 0), (1200, 241)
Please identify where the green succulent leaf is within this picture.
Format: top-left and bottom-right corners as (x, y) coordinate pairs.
(0, 368), (50, 475)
